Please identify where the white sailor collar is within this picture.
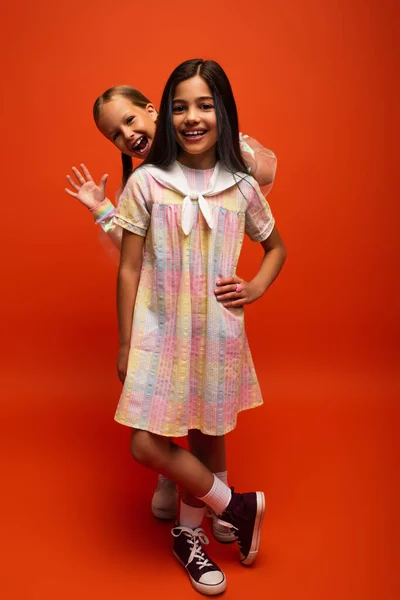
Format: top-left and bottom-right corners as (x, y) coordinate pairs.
(142, 161), (250, 235)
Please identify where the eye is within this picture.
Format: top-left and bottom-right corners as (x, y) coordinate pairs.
(172, 105), (185, 114)
(126, 116), (134, 124)
(112, 132), (120, 141)
(200, 103), (214, 110)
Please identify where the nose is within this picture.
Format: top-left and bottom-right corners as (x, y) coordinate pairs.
(122, 125), (134, 142)
(185, 106), (200, 123)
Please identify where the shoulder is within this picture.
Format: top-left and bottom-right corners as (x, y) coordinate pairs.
(122, 166), (155, 202)
(125, 165), (149, 189)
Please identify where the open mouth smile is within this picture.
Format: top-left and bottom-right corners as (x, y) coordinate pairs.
(181, 129), (207, 141)
(131, 136), (149, 155)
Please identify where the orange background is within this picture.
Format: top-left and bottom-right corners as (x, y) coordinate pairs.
(1, 0), (398, 598)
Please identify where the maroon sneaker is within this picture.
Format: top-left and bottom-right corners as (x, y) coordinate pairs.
(218, 490), (265, 565)
(172, 525), (227, 596)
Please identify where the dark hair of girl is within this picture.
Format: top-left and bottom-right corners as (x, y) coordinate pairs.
(93, 85), (152, 186)
(143, 59), (248, 175)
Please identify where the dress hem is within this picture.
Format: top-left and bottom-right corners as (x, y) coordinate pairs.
(114, 400), (263, 438)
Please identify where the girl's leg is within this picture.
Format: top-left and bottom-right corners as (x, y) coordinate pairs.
(187, 431), (235, 544)
(131, 429), (214, 497)
(131, 430), (227, 594)
(187, 430), (226, 475)
(182, 431), (227, 514)
(151, 431), (227, 523)
(131, 429), (265, 566)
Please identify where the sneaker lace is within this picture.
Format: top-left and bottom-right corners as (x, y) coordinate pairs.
(172, 526), (213, 570)
(216, 487), (242, 548)
(216, 515), (240, 543)
(205, 489), (245, 547)
(205, 508), (237, 537)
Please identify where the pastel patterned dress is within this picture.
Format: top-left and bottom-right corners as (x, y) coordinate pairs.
(113, 161), (275, 437)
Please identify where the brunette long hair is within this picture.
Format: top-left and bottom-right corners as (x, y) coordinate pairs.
(143, 59), (248, 175)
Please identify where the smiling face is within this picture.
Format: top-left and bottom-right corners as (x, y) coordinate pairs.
(172, 74), (218, 168)
(96, 96), (157, 159)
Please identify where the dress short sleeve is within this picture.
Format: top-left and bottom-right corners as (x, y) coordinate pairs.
(113, 169), (150, 237)
(244, 179), (275, 242)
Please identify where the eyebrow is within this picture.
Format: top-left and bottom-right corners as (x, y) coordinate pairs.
(172, 96), (214, 103)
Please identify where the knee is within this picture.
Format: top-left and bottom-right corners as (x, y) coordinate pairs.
(130, 430), (154, 465)
(130, 430), (167, 470)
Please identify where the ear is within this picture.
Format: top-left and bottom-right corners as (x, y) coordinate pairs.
(146, 103), (158, 122)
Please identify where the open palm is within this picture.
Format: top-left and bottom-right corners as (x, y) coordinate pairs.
(65, 163), (108, 209)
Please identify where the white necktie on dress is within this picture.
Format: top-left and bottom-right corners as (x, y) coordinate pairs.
(143, 161), (250, 235)
(181, 192), (214, 235)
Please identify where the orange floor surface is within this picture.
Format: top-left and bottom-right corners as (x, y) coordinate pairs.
(2, 349), (398, 600)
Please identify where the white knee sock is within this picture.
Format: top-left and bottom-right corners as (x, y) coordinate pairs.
(179, 500), (206, 529)
(198, 474), (232, 516)
(214, 470), (228, 487)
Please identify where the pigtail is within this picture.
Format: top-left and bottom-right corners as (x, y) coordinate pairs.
(121, 152), (133, 187)
(93, 84), (152, 188)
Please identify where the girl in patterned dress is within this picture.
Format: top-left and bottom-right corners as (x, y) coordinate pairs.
(112, 58), (286, 595)
(65, 83), (279, 529)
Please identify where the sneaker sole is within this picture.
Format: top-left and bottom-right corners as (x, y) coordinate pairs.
(212, 527), (237, 544)
(206, 511), (237, 544)
(173, 551), (227, 596)
(240, 491), (265, 566)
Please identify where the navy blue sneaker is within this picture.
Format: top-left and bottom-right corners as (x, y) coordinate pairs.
(218, 490), (265, 565)
(172, 525), (227, 595)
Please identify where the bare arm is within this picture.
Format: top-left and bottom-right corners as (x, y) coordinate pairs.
(116, 229), (145, 382)
(250, 227), (286, 297)
(214, 227), (286, 307)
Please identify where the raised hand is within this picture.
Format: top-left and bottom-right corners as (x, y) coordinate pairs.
(65, 163), (108, 210)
